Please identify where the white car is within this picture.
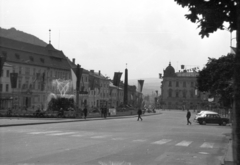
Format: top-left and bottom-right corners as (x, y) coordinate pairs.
(194, 111), (218, 120)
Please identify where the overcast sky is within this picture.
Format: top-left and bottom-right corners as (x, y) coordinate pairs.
(0, 0), (236, 81)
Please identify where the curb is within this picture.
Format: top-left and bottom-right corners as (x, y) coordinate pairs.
(222, 133), (233, 165)
(0, 112), (161, 127)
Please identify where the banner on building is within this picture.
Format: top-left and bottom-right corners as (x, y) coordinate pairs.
(113, 72), (122, 86)
(10, 73), (18, 88)
(71, 69), (77, 90)
(0, 56), (6, 76)
(72, 65), (83, 91)
(138, 80), (144, 92)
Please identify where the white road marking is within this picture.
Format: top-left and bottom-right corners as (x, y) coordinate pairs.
(28, 131), (62, 135)
(200, 142), (214, 148)
(112, 137), (126, 140)
(71, 134), (85, 137)
(152, 139), (172, 145)
(176, 141), (192, 147)
(133, 139), (147, 142)
(91, 135), (109, 139)
(47, 132), (78, 136)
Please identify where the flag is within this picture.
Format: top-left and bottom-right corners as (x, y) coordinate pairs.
(72, 65), (83, 91)
(138, 80), (144, 92)
(113, 72), (122, 86)
(0, 56), (6, 76)
(10, 73), (18, 88)
(71, 69), (77, 90)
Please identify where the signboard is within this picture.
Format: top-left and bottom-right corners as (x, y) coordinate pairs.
(109, 108), (116, 115)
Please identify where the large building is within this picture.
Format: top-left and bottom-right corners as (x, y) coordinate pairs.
(0, 62), (13, 109)
(160, 62), (204, 110)
(0, 36), (143, 112)
(0, 37), (72, 111)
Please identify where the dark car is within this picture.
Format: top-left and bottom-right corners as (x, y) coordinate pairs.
(197, 113), (229, 126)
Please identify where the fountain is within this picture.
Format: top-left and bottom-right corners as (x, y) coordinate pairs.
(46, 79), (75, 111)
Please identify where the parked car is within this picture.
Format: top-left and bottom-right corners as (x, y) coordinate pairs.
(197, 112), (229, 126)
(194, 111), (217, 120)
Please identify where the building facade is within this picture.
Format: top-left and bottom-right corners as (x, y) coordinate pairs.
(109, 82), (123, 108)
(0, 37), (72, 111)
(160, 63), (203, 110)
(0, 62), (13, 109)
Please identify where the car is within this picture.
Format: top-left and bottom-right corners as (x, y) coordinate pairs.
(197, 113), (229, 126)
(194, 111), (217, 120)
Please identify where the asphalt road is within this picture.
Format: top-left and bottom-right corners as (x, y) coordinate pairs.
(0, 110), (231, 165)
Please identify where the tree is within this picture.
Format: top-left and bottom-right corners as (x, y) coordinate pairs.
(174, 0), (240, 164)
(197, 54), (234, 108)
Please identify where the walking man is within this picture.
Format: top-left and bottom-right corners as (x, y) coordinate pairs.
(83, 106), (88, 119)
(137, 108), (143, 121)
(186, 109), (191, 125)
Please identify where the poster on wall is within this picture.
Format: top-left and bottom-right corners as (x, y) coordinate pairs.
(109, 108), (116, 115)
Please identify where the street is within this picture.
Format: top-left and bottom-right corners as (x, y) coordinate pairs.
(0, 110), (231, 165)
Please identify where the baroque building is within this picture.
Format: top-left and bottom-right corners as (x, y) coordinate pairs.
(0, 37), (71, 110)
(160, 62), (203, 110)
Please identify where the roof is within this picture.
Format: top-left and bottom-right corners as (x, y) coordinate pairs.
(176, 71), (199, 77)
(163, 62), (176, 77)
(0, 36), (71, 70)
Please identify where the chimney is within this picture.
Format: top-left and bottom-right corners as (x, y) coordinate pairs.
(72, 58), (75, 64)
(90, 70), (94, 73)
(99, 70), (101, 75)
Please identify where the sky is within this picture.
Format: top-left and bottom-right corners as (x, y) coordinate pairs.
(0, 0), (236, 81)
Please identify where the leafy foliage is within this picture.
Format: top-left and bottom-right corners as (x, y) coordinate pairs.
(47, 97), (74, 111)
(197, 54), (234, 108)
(174, 0), (238, 37)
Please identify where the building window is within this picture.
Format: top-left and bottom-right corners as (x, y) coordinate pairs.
(183, 81), (186, 87)
(19, 66), (22, 75)
(6, 70), (9, 77)
(18, 79), (22, 89)
(29, 56), (34, 62)
(2, 51), (7, 57)
(25, 67), (30, 75)
(176, 90), (179, 98)
(168, 89), (172, 97)
(191, 82), (194, 87)
(40, 58), (45, 63)
(169, 81), (172, 87)
(6, 84), (9, 92)
(183, 90), (187, 98)
(190, 90), (194, 98)
(15, 53), (20, 59)
(176, 81), (179, 87)
(0, 84), (2, 92)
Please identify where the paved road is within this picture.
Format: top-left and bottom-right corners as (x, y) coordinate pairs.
(0, 110), (231, 165)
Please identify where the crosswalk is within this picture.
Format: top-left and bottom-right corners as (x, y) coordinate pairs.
(20, 130), (218, 149)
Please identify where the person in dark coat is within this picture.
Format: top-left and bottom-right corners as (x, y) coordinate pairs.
(137, 108), (143, 121)
(186, 109), (191, 125)
(83, 107), (88, 119)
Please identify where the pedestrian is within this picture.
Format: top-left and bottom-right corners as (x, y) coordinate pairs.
(137, 108), (143, 121)
(186, 109), (192, 125)
(83, 106), (88, 119)
(103, 107), (107, 118)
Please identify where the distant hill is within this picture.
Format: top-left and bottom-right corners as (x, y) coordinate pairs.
(128, 78), (162, 96)
(0, 27), (47, 46)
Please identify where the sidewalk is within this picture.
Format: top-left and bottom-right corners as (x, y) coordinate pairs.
(223, 133), (233, 165)
(0, 111), (161, 127)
